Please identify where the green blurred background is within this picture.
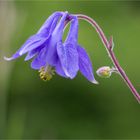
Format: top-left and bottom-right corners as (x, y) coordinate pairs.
(0, 0), (140, 139)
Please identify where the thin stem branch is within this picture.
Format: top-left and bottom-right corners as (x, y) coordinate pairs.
(76, 14), (140, 103)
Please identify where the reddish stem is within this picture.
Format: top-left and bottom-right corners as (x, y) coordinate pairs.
(76, 14), (140, 103)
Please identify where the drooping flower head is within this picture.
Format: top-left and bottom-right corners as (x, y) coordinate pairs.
(5, 11), (98, 84)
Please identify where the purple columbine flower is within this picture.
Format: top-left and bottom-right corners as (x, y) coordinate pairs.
(5, 11), (98, 84)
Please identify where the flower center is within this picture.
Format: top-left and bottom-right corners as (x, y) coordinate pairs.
(39, 65), (55, 81)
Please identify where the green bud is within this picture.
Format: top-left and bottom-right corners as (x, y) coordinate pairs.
(96, 66), (113, 78)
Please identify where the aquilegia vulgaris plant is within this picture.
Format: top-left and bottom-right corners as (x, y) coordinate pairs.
(4, 11), (140, 103)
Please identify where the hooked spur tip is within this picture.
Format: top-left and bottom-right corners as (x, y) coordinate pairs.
(4, 56), (13, 61)
(65, 11), (68, 14)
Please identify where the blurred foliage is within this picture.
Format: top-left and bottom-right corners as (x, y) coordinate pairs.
(0, 1), (140, 139)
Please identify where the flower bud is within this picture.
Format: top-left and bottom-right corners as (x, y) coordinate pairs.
(96, 66), (112, 78)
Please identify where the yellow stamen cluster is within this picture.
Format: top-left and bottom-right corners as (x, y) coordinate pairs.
(39, 66), (55, 81)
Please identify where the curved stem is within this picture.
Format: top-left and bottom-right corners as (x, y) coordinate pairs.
(76, 14), (140, 103)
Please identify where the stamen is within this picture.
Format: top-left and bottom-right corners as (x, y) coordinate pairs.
(39, 66), (55, 81)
